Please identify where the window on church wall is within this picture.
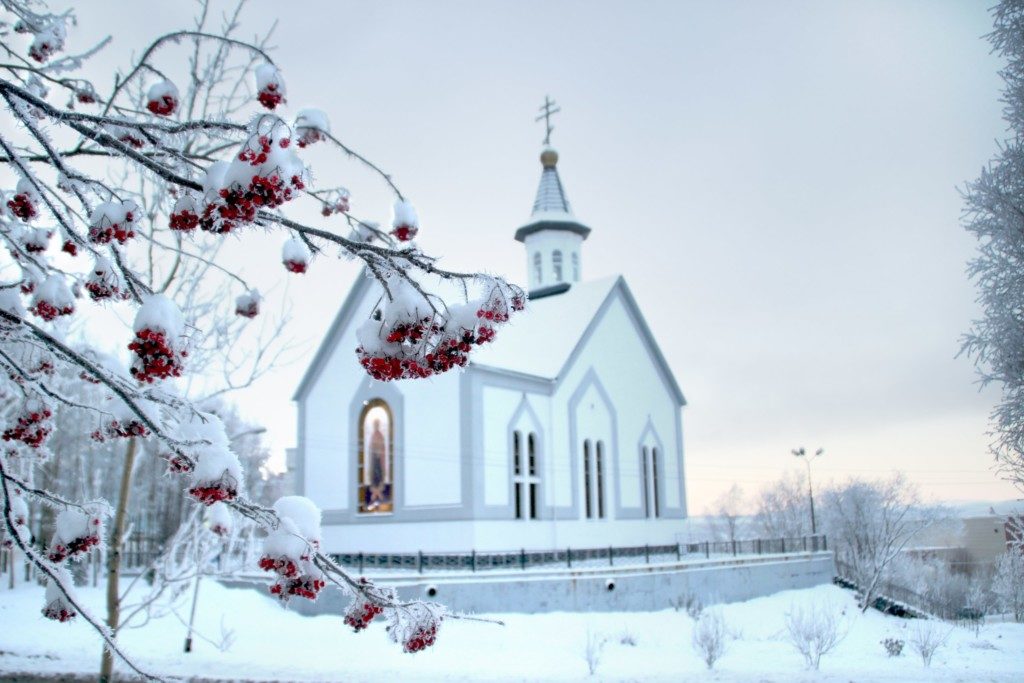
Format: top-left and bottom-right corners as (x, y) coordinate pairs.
(652, 447), (661, 518)
(553, 250), (563, 281)
(533, 252), (542, 284)
(513, 429), (541, 520)
(596, 440), (606, 519)
(583, 439), (593, 519)
(572, 252), (579, 281)
(641, 446), (650, 518)
(358, 399), (394, 514)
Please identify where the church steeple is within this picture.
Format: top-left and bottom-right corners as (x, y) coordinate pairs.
(515, 97), (591, 294)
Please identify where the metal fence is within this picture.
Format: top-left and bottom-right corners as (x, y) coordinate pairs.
(330, 534), (828, 574)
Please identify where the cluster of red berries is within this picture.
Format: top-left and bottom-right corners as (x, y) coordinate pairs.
(7, 192), (37, 220)
(115, 131), (145, 149)
(258, 555), (299, 578)
(47, 532), (100, 563)
(89, 215), (136, 245)
(42, 602), (76, 622)
(2, 405), (52, 449)
(403, 622), (440, 653)
(163, 452), (193, 474)
(76, 90), (96, 104)
(282, 257), (307, 274)
(22, 228), (51, 253)
(169, 207), (200, 232)
(200, 138), (304, 234)
(258, 83), (283, 110)
(91, 419), (148, 442)
(235, 298), (259, 318)
(269, 575), (325, 601)
(261, 554), (324, 601)
(320, 196), (350, 216)
(62, 240), (77, 256)
(29, 299), (74, 322)
(146, 94), (177, 117)
(128, 328), (185, 383)
(344, 599), (383, 632)
(209, 523), (230, 537)
(85, 274), (126, 302)
(296, 127), (326, 148)
(391, 224), (418, 242)
(28, 39), (57, 63)
(188, 477), (238, 505)
(78, 370), (101, 384)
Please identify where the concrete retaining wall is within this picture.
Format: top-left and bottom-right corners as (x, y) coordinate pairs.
(281, 551), (835, 616)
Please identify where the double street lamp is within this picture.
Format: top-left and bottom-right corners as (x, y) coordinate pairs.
(792, 446), (824, 534)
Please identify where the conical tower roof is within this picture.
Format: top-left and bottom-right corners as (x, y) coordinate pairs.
(515, 145), (591, 243)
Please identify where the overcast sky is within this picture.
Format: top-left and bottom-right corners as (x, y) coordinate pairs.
(72, 0), (1019, 513)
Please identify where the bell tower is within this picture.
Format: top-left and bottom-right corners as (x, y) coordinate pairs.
(515, 97), (591, 294)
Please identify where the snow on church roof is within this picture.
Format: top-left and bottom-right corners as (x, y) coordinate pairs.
(471, 275), (618, 378)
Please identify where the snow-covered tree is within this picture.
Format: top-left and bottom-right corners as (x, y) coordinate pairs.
(754, 471), (810, 539)
(706, 483), (745, 543)
(992, 516), (1024, 621)
(961, 0), (1024, 492)
(820, 475), (943, 612)
(0, 1), (522, 678)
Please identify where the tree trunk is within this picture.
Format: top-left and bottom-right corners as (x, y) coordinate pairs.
(99, 438), (137, 683)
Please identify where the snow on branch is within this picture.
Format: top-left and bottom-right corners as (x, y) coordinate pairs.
(0, 0), (520, 673)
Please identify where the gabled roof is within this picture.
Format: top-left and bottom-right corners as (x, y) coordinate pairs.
(293, 272), (687, 408)
(471, 276), (686, 406)
(292, 271), (373, 401)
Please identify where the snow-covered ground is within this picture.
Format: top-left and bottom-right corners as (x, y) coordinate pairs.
(0, 580), (1021, 682)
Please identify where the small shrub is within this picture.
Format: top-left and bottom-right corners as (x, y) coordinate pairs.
(909, 621), (950, 667)
(673, 592), (704, 619)
(584, 629), (605, 676)
(785, 602), (846, 670)
(881, 637), (904, 657)
(691, 609), (727, 670)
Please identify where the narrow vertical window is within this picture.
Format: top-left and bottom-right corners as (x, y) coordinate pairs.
(358, 399), (394, 514)
(596, 440), (605, 519)
(641, 446), (650, 518)
(572, 252), (579, 281)
(513, 430), (522, 519)
(529, 483), (538, 520)
(533, 252), (542, 284)
(528, 433), (537, 476)
(583, 439), (592, 519)
(513, 431), (522, 476)
(652, 446), (660, 518)
(553, 250), (563, 281)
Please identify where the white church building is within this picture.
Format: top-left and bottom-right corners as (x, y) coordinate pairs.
(292, 140), (688, 554)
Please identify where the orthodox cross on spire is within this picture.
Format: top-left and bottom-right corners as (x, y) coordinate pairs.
(536, 95), (561, 146)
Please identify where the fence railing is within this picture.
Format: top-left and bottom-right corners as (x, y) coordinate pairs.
(834, 558), (981, 623)
(330, 534), (828, 574)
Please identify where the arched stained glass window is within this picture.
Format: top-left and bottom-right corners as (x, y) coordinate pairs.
(553, 250), (563, 281)
(533, 252), (543, 284)
(358, 399), (394, 514)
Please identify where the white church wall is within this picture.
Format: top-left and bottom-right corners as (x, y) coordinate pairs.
(398, 372), (462, 507)
(554, 288), (685, 523)
(480, 386), (523, 507)
(320, 520), (478, 554)
(300, 286), (380, 512)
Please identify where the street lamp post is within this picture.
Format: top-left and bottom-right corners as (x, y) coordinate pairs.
(792, 447), (824, 535)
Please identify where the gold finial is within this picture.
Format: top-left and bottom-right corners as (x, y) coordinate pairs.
(540, 146), (559, 168)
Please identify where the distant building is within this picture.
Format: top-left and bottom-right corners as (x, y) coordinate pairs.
(292, 137), (688, 554)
